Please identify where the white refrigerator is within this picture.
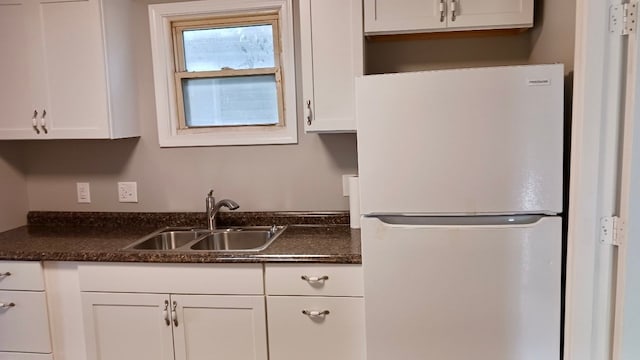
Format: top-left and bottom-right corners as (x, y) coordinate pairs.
(356, 64), (564, 360)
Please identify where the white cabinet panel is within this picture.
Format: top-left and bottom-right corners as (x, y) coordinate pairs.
(267, 296), (365, 360)
(0, 0), (138, 139)
(0, 261), (45, 291)
(364, 0), (533, 35)
(0, 1), (41, 138)
(78, 263), (264, 295)
(449, 0), (533, 29)
(300, 0), (362, 133)
(82, 292), (174, 360)
(172, 295), (268, 360)
(38, 0), (110, 138)
(364, 0), (442, 34)
(265, 264), (363, 296)
(0, 291), (52, 353)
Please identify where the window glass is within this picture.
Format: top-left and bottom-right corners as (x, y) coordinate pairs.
(183, 24), (275, 72)
(182, 75), (279, 127)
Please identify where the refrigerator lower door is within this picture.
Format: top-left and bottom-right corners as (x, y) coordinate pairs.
(362, 215), (561, 360)
(356, 64), (564, 215)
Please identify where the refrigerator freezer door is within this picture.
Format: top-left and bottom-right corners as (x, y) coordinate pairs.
(356, 64), (564, 215)
(361, 215), (561, 360)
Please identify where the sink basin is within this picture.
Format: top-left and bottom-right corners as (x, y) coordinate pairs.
(130, 230), (209, 250)
(191, 226), (286, 251)
(124, 226), (286, 252)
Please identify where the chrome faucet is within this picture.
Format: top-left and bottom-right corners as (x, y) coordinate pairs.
(206, 190), (240, 230)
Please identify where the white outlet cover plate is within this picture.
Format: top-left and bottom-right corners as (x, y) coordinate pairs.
(118, 182), (138, 203)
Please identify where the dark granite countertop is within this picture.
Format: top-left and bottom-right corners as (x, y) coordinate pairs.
(0, 212), (361, 264)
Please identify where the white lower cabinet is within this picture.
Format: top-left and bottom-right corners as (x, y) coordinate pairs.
(82, 292), (268, 360)
(79, 263), (268, 360)
(0, 261), (53, 360)
(265, 264), (366, 360)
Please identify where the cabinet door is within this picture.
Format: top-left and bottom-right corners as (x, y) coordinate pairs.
(300, 0), (362, 133)
(447, 0), (533, 30)
(37, 0), (111, 139)
(0, 0), (43, 139)
(0, 291), (52, 353)
(171, 295), (268, 360)
(82, 292), (174, 360)
(364, 0), (444, 35)
(267, 296), (365, 360)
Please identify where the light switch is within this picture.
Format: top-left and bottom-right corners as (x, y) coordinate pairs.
(77, 182), (91, 203)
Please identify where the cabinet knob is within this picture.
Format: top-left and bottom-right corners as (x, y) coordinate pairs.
(0, 272), (11, 277)
(302, 309), (330, 318)
(0, 302), (15, 309)
(305, 100), (313, 126)
(301, 275), (329, 283)
(32, 110), (40, 134)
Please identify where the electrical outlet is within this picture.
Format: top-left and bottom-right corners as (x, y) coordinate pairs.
(77, 182), (91, 203)
(118, 182), (138, 203)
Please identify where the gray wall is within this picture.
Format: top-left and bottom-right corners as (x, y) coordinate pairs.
(9, 0), (575, 214)
(0, 143), (28, 231)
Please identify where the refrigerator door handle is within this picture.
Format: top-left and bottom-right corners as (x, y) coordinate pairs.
(373, 214), (548, 227)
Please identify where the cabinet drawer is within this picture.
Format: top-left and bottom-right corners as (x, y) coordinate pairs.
(0, 291), (52, 353)
(0, 353), (54, 360)
(78, 263), (264, 295)
(265, 264), (363, 296)
(0, 261), (44, 291)
(267, 296), (365, 360)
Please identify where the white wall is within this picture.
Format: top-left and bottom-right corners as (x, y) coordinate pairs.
(0, 143), (28, 231)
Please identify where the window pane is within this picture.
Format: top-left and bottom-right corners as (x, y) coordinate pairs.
(182, 75), (279, 127)
(183, 24), (275, 72)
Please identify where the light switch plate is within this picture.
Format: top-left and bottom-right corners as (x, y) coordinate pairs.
(118, 182), (138, 203)
(77, 182), (91, 203)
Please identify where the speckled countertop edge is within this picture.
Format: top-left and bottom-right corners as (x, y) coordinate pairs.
(0, 212), (361, 264)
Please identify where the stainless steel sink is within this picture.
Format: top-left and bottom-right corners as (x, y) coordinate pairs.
(124, 226), (286, 252)
(191, 226), (286, 251)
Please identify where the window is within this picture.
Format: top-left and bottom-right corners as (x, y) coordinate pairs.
(149, 0), (297, 147)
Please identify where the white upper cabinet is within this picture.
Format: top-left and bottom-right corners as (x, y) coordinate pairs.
(300, 0), (363, 133)
(364, 0), (533, 35)
(0, 0), (139, 140)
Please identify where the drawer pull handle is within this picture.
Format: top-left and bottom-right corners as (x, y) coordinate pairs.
(171, 301), (178, 327)
(301, 275), (329, 282)
(0, 302), (15, 309)
(302, 310), (330, 317)
(0, 272), (11, 277)
(163, 300), (170, 326)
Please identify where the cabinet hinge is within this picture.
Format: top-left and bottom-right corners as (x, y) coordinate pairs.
(600, 216), (625, 247)
(610, 1), (638, 35)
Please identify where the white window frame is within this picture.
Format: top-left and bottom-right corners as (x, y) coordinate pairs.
(149, 0), (297, 147)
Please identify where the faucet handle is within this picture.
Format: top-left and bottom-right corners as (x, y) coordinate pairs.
(207, 190), (214, 197)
